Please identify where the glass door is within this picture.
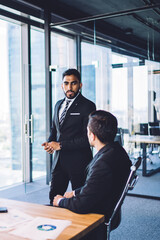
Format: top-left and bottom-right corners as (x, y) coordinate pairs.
(0, 20), (46, 194)
(30, 64), (46, 181)
(30, 27), (46, 183)
(22, 26), (46, 192)
(0, 19), (23, 189)
(22, 62), (46, 193)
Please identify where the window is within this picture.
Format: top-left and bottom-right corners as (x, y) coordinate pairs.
(0, 19), (22, 187)
(81, 41), (112, 108)
(51, 32), (76, 107)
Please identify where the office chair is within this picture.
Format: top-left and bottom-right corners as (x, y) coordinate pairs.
(134, 123), (152, 163)
(148, 122), (160, 136)
(106, 157), (142, 240)
(140, 123), (149, 135)
(148, 122), (160, 156)
(134, 123), (148, 155)
(114, 128), (124, 146)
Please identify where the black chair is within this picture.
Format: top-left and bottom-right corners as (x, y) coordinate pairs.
(114, 128), (124, 146)
(134, 123), (148, 151)
(148, 122), (160, 155)
(148, 122), (160, 136)
(140, 123), (149, 135)
(106, 157), (142, 240)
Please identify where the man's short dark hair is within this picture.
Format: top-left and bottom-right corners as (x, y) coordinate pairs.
(88, 110), (118, 143)
(62, 68), (81, 82)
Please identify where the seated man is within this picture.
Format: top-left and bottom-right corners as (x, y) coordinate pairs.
(53, 110), (131, 240)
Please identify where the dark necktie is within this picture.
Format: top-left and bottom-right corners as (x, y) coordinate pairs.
(59, 100), (71, 126)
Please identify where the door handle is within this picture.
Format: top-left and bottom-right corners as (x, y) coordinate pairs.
(24, 114), (34, 143)
(30, 114), (34, 143)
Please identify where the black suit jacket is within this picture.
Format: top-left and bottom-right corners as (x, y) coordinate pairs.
(48, 93), (96, 171)
(59, 142), (132, 221)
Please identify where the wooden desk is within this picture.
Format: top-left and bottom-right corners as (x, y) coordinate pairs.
(0, 198), (104, 240)
(129, 135), (160, 176)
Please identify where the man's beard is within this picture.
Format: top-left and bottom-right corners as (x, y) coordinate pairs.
(65, 89), (80, 99)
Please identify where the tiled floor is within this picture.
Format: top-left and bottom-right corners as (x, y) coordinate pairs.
(0, 177), (72, 205)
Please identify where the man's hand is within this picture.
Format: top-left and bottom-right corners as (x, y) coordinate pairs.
(42, 141), (61, 154)
(64, 191), (74, 198)
(42, 142), (54, 154)
(48, 141), (61, 151)
(53, 195), (63, 206)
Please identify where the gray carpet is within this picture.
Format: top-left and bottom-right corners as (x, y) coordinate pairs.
(111, 196), (160, 240)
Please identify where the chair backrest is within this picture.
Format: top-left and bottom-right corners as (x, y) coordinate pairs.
(148, 122), (160, 136)
(106, 157), (142, 240)
(114, 128), (124, 146)
(140, 123), (148, 135)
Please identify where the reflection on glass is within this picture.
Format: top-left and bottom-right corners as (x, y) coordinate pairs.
(31, 28), (46, 180)
(0, 19), (22, 187)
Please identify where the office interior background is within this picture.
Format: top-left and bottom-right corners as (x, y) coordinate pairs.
(0, 0), (160, 202)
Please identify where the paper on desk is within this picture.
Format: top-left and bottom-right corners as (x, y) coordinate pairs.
(10, 216), (72, 240)
(0, 209), (33, 231)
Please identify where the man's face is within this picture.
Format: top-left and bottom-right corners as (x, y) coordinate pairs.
(61, 74), (82, 99)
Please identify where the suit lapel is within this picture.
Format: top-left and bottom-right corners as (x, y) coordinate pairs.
(60, 93), (82, 128)
(56, 99), (64, 128)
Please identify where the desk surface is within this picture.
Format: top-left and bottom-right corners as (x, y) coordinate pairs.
(129, 135), (160, 176)
(0, 198), (104, 240)
(129, 135), (160, 144)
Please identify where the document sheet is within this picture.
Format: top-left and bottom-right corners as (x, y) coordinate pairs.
(10, 216), (72, 240)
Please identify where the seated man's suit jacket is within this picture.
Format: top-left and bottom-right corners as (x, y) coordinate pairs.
(48, 93), (96, 172)
(59, 141), (132, 222)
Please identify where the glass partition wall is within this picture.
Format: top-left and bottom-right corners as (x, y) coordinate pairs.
(82, 42), (160, 198)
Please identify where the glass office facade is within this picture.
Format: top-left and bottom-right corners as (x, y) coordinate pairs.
(0, 19), (22, 187)
(0, 17), (76, 188)
(51, 32), (76, 108)
(81, 42), (159, 135)
(81, 42), (111, 108)
(81, 42), (160, 199)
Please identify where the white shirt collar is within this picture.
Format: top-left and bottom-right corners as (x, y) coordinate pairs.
(65, 91), (80, 103)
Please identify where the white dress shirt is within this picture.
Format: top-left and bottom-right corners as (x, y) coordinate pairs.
(59, 92), (80, 120)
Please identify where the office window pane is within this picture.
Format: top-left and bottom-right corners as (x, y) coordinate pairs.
(147, 60), (160, 122)
(111, 53), (128, 128)
(31, 27), (46, 180)
(51, 32), (76, 106)
(81, 41), (112, 109)
(81, 42), (96, 103)
(133, 65), (148, 126)
(0, 19), (22, 187)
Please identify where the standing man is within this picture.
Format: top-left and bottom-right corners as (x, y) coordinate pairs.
(53, 110), (131, 239)
(42, 68), (96, 205)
